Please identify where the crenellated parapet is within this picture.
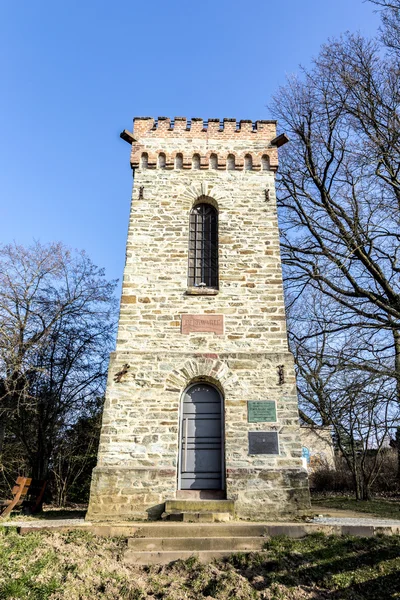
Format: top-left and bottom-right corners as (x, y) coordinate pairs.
(121, 116), (285, 172)
(132, 116), (277, 137)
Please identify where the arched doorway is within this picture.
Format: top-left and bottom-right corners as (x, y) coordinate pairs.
(179, 383), (224, 491)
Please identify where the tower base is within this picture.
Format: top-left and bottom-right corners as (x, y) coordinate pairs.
(86, 465), (310, 522)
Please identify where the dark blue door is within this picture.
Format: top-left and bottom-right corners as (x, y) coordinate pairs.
(180, 384), (223, 490)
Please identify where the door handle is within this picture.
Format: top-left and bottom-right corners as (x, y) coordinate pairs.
(184, 418), (188, 472)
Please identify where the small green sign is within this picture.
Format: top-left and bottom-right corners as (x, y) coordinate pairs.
(247, 401), (277, 423)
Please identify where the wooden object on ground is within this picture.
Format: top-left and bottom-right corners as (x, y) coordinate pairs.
(0, 476), (32, 518)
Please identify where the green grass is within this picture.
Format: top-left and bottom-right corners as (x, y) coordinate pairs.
(0, 528), (399, 599)
(312, 495), (400, 520)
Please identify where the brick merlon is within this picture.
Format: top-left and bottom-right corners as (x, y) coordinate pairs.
(126, 116), (279, 140)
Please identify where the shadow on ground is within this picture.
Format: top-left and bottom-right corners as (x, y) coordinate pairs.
(225, 533), (400, 599)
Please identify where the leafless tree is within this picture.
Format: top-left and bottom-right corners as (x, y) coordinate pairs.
(289, 293), (399, 499)
(51, 399), (103, 507)
(271, 11), (400, 478)
(0, 242), (116, 481)
(369, 0), (400, 52)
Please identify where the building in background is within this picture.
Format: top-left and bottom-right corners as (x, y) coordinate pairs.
(300, 427), (335, 472)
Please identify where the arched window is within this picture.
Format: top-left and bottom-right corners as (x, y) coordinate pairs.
(261, 154), (270, 171)
(158, 152), (166, 168)
(188, 203), (218, 289)
(210, 154), (218, 169)
(192, 154), (200, 169)
(175, 153), (183, 169)
(141, 152), (148, 169)
(244, 154), (253, 170)
(227, 154), (235, 170)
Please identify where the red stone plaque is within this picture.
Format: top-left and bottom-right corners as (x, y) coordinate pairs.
(181, 314), (224, 335)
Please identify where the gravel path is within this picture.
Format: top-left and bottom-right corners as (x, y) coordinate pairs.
(312, 516), (400, 527)
(1, 518), (88, 527)
(2, 516), (400, 528)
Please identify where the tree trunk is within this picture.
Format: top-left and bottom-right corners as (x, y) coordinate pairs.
(352, 464), (362, 500)
(0, 415), (6, 455)
(393, 328), (400, 480)
(354, 471), (371, 501)
(0, 380), (10, 454)
(31, 452), (50, 482)
(360, 475), (372, 501)
(30, 456), (49, 513)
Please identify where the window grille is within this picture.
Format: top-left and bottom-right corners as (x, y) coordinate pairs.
(188, 203), (218, 289)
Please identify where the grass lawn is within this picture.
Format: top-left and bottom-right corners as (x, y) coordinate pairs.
(312, 495), (400, 520)
(0, 527), (400, 599)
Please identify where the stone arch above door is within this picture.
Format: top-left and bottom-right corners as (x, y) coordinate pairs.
(165, 357), (240, 395)
(179, 181), (228, 208)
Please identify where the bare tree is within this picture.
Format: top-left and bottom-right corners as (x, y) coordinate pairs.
(272, 33), (400, 324)
(0, 242), (116, 472)
(289, 293), (399, 499)
(271, 21), (400, 477)
(369, 0), (400, 52)
(51, 399), (103, 507)
(8, 307), (114, 482)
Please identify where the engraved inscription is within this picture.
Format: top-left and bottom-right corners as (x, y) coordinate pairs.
(248, 401), (277, 423)
(248, 432), (279, 455)
(181, 314), (224, 335)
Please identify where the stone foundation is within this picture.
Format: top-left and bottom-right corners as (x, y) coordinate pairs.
(87, 465), (310, 522)
(87, 467), (176, 520)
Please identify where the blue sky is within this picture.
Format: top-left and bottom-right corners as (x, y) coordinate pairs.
(1, 0), (380, 286)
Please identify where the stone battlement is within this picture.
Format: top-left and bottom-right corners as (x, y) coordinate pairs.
(132, 117), (277, 139)
(123, 116), (281, 171)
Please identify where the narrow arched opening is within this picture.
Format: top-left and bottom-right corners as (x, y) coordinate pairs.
(175, 153), (183, 169)
(227, 154), (235, 170)
(261, 154), (270, 171)
(188, 203), (218, 289)
(244, 154), (253, 171)
(192, 154), (200, 169)
(141, 152), (148, 169)
(209, 154), (218, 170)
(158, 152), (166, 168)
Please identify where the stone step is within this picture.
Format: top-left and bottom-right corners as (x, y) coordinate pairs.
(16, 521), (400, 541)
(165, 512), (231, 523)
(124, 550), (257, 565)
(123, 523), (330, 538)
(123, 521), (391, 565)
(164, 499), (235, 515)
(131, 523), (270, 538)
(176, 490), (225, 499)
(128, 536), (265, 551)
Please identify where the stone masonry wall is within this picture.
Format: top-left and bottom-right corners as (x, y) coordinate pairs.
(87, 116), (310, 521)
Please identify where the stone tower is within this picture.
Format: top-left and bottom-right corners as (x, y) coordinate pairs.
(87, 116), (310, 521)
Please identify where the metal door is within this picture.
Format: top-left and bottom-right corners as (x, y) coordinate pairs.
(179, 383), (223, 490)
